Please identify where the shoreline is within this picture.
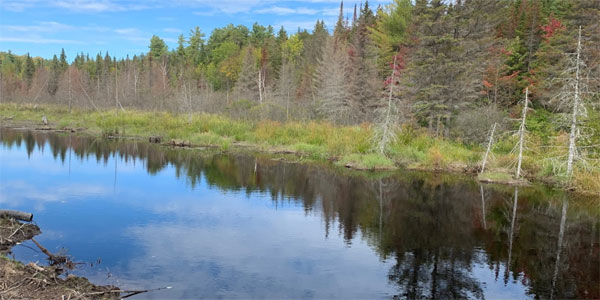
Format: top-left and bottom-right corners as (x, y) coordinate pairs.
(0, 217), (121, 299)
(1, 104), (598, 197)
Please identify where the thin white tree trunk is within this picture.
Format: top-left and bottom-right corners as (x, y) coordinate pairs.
(76, 75), (98, 111)
(379, 53), (398, 155)
(286, 89), (290, 121)
(160, 58), (168, 91)
(68, 67), (72, 113)
(115, 61), (118, 113)
(506, 186), (519, 279)
(516, 88), (528, 179)
(550, 199), (568, 300)
(481, 122), (497, 174)
(493, 66), (499, 109)
(480, 185), (487, 230)
(257, 69), (263, 104)
(114, 62), (125, 113)
(133, 70), (138, 101)
(566, 27), (582, 179)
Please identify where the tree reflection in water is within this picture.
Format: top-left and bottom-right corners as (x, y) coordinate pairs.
(1, 128), (598, 299)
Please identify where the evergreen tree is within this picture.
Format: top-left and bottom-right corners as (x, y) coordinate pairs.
(149, 35), (168, 60)
(370, 0), (412, 67)
(59, 48), (68, 72)
(348, 1), (379, 122)
(23, 53), (35, 88)
(186, 26), (205, 65)
(47, 55), (60, 96)
(334, 1), (348, 42)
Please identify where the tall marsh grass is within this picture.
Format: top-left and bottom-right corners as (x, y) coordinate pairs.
(1, 103), (598, 194)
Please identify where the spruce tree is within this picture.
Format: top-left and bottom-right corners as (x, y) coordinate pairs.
(59, 48), (68, 72)
(47, 55), (60, 96)
(23, 53), (35, 88)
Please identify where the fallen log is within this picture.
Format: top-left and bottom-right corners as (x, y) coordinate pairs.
(0, 210), (33, 222)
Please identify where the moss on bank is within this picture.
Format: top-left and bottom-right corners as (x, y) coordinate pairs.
(1, 103), (598, 195)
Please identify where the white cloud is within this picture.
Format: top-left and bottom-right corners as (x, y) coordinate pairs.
(0, 21), (73, 33)
(51, 0), (151, 12)
(0, 37), (83, 44)
(163, 28), (182, 33)
(114, 27), (142, 35)
(1, 0), (37, 12)
(0, 180), (108, 208)
(112, 27), (152, 44)
(255, 6), (318, 15)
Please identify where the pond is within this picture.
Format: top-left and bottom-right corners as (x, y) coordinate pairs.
(0, 128), (598, 299)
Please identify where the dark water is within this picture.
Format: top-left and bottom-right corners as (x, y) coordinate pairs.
(0, 129), (598, 299)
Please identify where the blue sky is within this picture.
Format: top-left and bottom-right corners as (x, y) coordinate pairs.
(0, 0), (390, 60)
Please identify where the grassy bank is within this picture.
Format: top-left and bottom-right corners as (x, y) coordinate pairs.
(1, 103), (598, 195)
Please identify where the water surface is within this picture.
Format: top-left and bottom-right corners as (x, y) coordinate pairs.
(0, 129), (598, 299)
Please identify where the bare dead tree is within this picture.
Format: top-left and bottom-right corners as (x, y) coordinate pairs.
(550, 198), (568, 300)
(480, 122), (497, 174)
(257, 69), (265, 104)
(179, 75), (194, 124)
(515, 88), (529, 179)
(277, 60), (296, 121)
(546, 26), (596, 180)
(68, 66), (72, 113)
(479, 185), (487, 230)
(565, 27), (586, 178)
(315, 37), (354, 125)
(505, 186), (519, 283)
(374, 52), (401, 155)
(133, 61), (139, 102)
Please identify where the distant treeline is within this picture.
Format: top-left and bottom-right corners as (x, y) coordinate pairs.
(0, 0), (598, 137)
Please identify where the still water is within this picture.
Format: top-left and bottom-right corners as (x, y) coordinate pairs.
(0, 128), (598, 299)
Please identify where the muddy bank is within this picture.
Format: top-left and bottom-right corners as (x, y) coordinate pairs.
(0, 217), (121, 300)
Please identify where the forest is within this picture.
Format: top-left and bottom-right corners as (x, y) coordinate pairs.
(0, 0), (599, 192)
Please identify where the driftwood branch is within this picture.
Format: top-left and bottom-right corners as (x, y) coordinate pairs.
(0, 210), (33, 222)
(81, 286), (172, 298)
(31, 238), (68, 265)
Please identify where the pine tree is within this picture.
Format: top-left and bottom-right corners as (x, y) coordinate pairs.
(348, 1), (379, 122)
(149, 35), (168, 60)
(370, 0), (412, 69)
(334, 1), (347, 42)
(23, 53), (35, 88)
(59, 48), (68, 72)
(186, 27), (205, 65)
(47, 55), (60, 96)
(408, 0), (504, 135)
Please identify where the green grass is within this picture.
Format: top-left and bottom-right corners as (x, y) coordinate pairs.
(1, 103), (598, 194)
(336, 153), (396, 170)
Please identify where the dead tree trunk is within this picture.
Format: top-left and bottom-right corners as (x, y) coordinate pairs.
(550, 199), (568, 300)
(68, 67), (72, 113)
(566, 27), (582, 179)
(505, 186), (519, 282)
(378, 53), (398, 155)
(516, 88), (529, 179)
(257, 69), (264, 104)
(481, 122), (497, 174)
